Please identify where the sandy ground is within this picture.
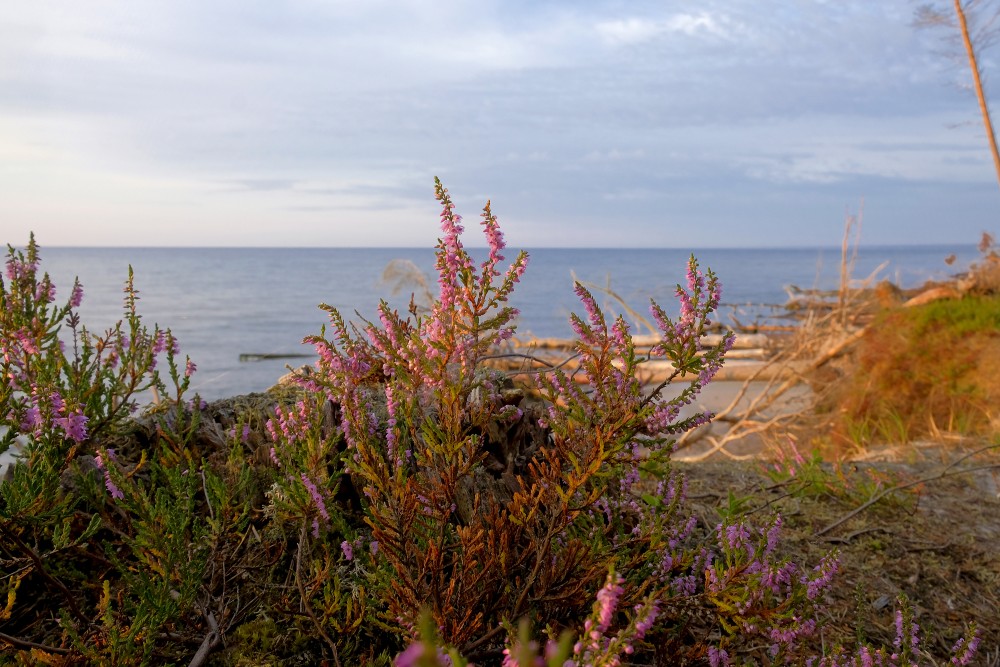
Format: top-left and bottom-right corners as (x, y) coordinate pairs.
(663, 379), (813, 460)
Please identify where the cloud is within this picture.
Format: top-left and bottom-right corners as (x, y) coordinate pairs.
(227, 179), (299, 192)
(596, 12), (731, 46)
(582, 148), (646, 163)
(2, 0), (998, 249)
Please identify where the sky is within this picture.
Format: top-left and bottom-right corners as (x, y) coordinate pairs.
(2, 1), (1000, 248)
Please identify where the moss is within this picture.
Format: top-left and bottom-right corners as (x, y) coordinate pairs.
(904, 293), (1000, 337)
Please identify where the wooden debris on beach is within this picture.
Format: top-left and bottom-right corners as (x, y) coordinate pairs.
(239, 352), (313, 362)
(490, 330), (801, 384)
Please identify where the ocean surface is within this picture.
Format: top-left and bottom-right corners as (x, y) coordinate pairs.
(29, 244), (980, 400)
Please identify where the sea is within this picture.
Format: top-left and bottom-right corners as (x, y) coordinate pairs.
(27, 244), (981, 401)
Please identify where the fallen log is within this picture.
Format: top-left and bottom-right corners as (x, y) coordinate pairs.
(239, 353), (314, 362)
(511, 333), (772, 350)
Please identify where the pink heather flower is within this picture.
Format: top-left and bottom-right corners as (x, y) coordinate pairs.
(5, 257), (38, 281)
(595, 571), (624, 633)
(341, 540), (354, 561)
(184, 359), (197, 377)
(951, 632), (980, 666)
(805, 552), (840, 600)
(69, 280), (84, 308)
(502, 639), (546, 667)
(482, 209), (506, 263)
(574, 283), (605, 331)
(708, 646), (730, 667)
(370, 540), (379, 555)
(34, 278), (56, 302)
(229, 423), (252, 444)
(385, 384), (399, 464)
(14, 330), (39, 355)
(21, 404), (42, 434)
(893, 608), (920, 655)
(94, 451), (124, 500)
(49, 391), (65, 415)
(633, 599), (659, 640)
(151, 331), (166, 355)
(764, 515), (782, 556)
(610, 318), (630, 350)
(300, 473), (330, 524)
(54, 410), (89, 443)
(395, 641), (453, 667)
(721, 522), (752, 554)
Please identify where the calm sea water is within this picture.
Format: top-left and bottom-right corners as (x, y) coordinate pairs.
(31, 245), (978, 400)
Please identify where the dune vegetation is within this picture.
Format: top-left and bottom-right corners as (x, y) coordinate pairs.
(1, 181), (990, 665)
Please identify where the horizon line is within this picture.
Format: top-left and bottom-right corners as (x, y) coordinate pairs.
(34, 241), (979, 251)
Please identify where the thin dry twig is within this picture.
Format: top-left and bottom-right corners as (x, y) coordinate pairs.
(816, 441), (1000, 537)
(0, 631), (73, 655)
(295, 521), (342, 667)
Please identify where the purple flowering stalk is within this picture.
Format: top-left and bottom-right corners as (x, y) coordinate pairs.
(94, 448), (124, 500)
(814, 598), (979, 666)
(3, 237), (196, 455)
(499, 570), (660, 667)
(301, 181), (554, 646)
(262, 394), (345, 538)
(696, 513), (842, 658)
(394, 611), (462, 667)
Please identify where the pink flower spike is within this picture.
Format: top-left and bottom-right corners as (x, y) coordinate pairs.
(301, 473), (330, 523)
(595, 571), (624, 633)
(70, 280), (84, 308)
(94, 451), (124, 500)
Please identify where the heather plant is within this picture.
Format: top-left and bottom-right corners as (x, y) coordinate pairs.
(762, 438), (911, 511)
(1, 236), (210, 664)
(284, 179), (961, 664)
(294, 181), (978, 664)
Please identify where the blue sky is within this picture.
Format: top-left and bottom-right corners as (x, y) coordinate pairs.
(2, 1), (998, 248)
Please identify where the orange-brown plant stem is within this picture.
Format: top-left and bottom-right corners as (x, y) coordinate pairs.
(955, 0), (1000, 191)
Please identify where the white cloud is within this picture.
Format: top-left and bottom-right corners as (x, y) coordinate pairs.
(596, 12), (730, 46)
(583, 148), (647, 163)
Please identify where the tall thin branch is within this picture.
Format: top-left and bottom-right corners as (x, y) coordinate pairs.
(954, 0), (1000, 190)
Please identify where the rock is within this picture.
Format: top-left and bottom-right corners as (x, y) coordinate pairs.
(0, 431), (31, 484)
(874, 280), (904, 308)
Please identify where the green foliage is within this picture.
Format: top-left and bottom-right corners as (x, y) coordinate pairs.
(1, 237), (209, 665)
(905, 292), (1000, 337)
(762, 439), (913, 514)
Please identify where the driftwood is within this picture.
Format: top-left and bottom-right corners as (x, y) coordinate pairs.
(511, 333), (771, 350)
